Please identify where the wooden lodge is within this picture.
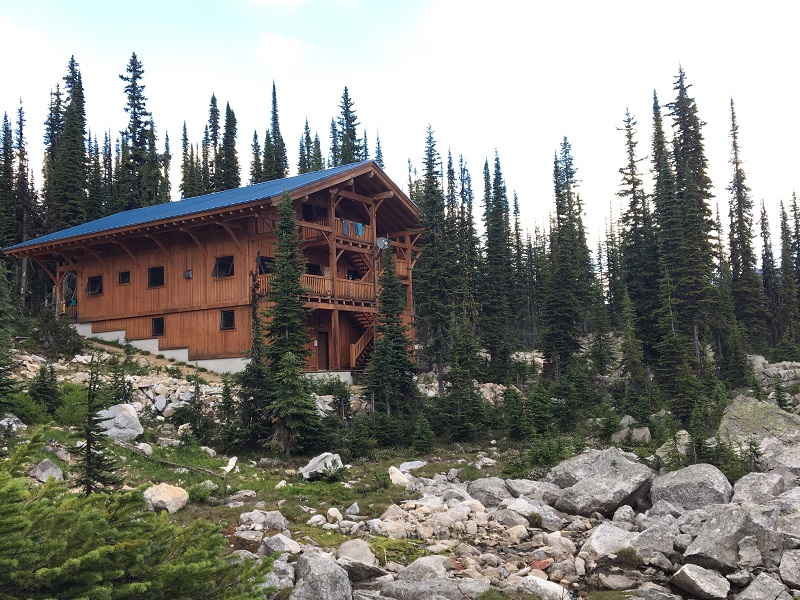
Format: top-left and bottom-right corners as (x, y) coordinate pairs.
(4, 161), (421, 376)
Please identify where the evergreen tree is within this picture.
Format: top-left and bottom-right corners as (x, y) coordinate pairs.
(411, 414), (435, 453)
(268, 82), (288, 179)
(70, 358), (122, 496)
(12, 103), (38, 302)
(218, 102), (240, 190)
(262, 129), (277, 181)
(588, 277), (614, 375)
(337, 87), (361, 165)
(413, 128), (454, 394)
(328, 118), (340, 167)
(0, 113), (14, 249)
(776, 201), (800, 358)
(667, 67), (714, 362)
(0, 263), (17, 415)
(118, 52), (153, 210)
(29, 363), (60, 416)
(727, 99), (767, 350)
(311, 133), (324, 171)
(297, 119), (313, 175)
(364, 240), (416, 417)
(214, 376), (241, 452)
(617, 109), (660, 358)
(250, 130), (263, 184)
(619, 290), (650, 418)
(238, 272), (271, 446)
(374, 131), (384, 168)
(208, 93), (221, 190)
(540, 139), (593, 374)
(46, 56), (87, 232)
(262, 193), (322, 452)
(761, 202), (780, 346)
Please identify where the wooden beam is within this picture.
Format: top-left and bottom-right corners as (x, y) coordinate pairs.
(81, 246), (106, 268)
(218, 223), (245, 255)
(335, 189), (379, 206)
(145, 235), (172, 261)
(179, 228), (208, 260)
(115, 241), (140, 268)
(33, 258), (57, 284)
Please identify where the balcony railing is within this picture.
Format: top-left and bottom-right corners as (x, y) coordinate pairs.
(258, 273), (374, 301)
(335, 219), (373, 243)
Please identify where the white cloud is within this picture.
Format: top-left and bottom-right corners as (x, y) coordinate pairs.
(256, 32), (313, 76)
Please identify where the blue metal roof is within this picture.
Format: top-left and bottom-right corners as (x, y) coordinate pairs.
(6, 161), (375, 252)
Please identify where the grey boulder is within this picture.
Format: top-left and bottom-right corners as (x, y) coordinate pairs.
(298, 452), (343, 480)
(670, 563), (730, 599)
(290, 553), (351, 600)
(466, 477), (511, 507)
(650, 463), (732, 510)
(736, 572), (793, 600)
(98, 404), (144, 441)
(30, 458), (63, 482)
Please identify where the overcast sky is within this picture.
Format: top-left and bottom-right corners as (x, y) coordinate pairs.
(1, 0), (798, 249)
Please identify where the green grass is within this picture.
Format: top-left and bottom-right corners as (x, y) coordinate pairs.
(370, 536), (428, 566)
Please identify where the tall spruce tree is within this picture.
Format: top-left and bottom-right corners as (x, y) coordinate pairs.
(262, 193), (321, 453)
(777, 201), (800, 357)
(364, 240), (416, 417)
(70, 358), (122, 496)
(218, 102), (240, 190)
(618, 109), (659, 358)
(250, 130), (263, 184)
(727, 99), (767, 351)
(337, 87), (361, 165)
(667, 67), (714, 362)
(761, 202), (780, 347)
(118, 52), (152, 210)
(374, 132), (384, 168)
(0, 113), (13, 249)
(413, 128), (453, 395)
(268, 82), (288, 179)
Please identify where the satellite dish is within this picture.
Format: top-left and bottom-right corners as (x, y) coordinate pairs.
(376, 237), (388, 249)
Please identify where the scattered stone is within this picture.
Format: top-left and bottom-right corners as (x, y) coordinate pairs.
(0, 413), (27, 435)
(143, 483), (189, 514)
(397, 556), (449, 581)
(467, 477), (512, 507)
(399, 460), (427, 472)
(346, 501), (360, 515)
(221, 456), (238, 473)
(380, 578), (490, 600)
(388, 466), (410, 485)
(778, 549), (800, 589)
(239, 509), (288, 531)
(30, 458), (63, 482)
(737, 572), (793, 600)
(136, 442), (153, 455)
(261, 533), (302, 555)
(299, 452), (343, 480)
(97, 404), (144, 441)
(670, 563), (730, 599)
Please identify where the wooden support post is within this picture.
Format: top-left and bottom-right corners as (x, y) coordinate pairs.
(329, 191), (337, 301)
(331, 309), (340, 370)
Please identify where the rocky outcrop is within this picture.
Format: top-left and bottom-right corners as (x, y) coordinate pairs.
(670, 563), (730, 599)
(718, 394), (800, 475)
(289, 553), (352, 600)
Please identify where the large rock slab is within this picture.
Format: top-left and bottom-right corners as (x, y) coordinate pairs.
(380, 578), (490, 600)
(650, 464), (732, 510)
(0, 413), (27, 435)
(261, 533), (301, 555)
(546, 447), (644, 488)
(505, 479), (563, 504)
(578, 521), (635, 560)
(98, 404), (144, 441)
(290, 553), (351, 600)
(500, 574), (570, 600)
(718, 394), (800, 475)
(30, 459), (63, 482)
(336, 538), (378, 566)
(779, 548), (800, 589)
(396, 555), (448, 581)
(683, 503), (783, 573)
(239, 509), (288, 530)
(732, 472), (793, 504)
(670, 563), (730, 599)
(467, 477), (511, 507)
(299, 452), (343, 480)
(143, 483), (189, 513)
(554, 451), (655, 516)
(736, 572), (793, 600)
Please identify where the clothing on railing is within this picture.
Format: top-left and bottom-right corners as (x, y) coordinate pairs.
(341, 220), (350, 236)
(356, 222), (363, 236)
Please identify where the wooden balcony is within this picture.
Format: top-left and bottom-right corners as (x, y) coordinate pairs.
(300, 219), (329, 241)
(258, 274), (375, 302)
(335, 219), (373, 244)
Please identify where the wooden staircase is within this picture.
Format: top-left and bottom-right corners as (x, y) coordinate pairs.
(349, 311), (375, 375)
(349, 252), (371, 279)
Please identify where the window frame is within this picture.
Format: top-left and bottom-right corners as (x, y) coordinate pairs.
(151, 316), (165, 337)
(212, 255), (235, 278)
(220, 309), (235, 330)
(118, 270), (131, 285)
(86, 275), (103, 296)
(257, 256), (276, 275)
(148, 266), (165, 288)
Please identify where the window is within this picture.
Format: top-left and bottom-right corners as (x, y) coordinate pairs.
(302, 203), (314, 221)
(151, 317), (165, 337)
(258, 256), (276, 275)
(220, 310), (235, 330)
(212, 256), (235, 278)
(148, 266), (165, 288)
(306, 263), (323, 276)
(86, 275), (103, 295)
(118, 271), (131, 285)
